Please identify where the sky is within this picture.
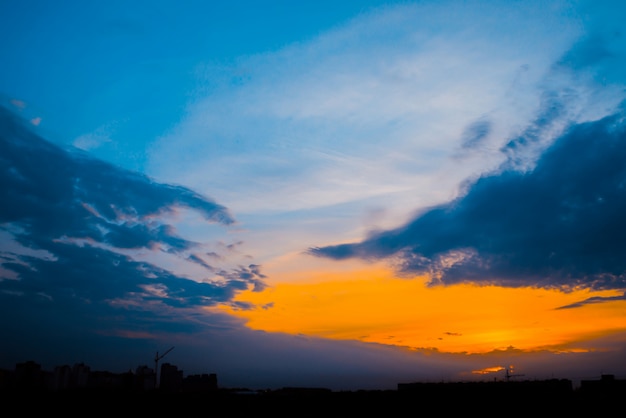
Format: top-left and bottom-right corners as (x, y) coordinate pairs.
(1, 0), (626, 391)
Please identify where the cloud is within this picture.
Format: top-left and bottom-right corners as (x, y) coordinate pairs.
(215, 264), (268, 295)
(460, 118), (492, 150)
(310, 103), (626, 292)
(73, 129), (111, 150)
(307, 4), (626, 294)
(556, 291), (626, 310)
(0, 105), (265, 343)
(187, 253), (215, 271)
(147, 0), (584, 220)
(1, 105), (234, 235)
(141, 1), (626, 272)
(10, 99), (26, 109)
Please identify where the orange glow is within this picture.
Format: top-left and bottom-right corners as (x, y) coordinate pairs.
(212, 255), (626, 354)
(472, 366), (505, 375)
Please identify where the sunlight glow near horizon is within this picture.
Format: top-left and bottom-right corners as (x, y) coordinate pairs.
(216, 259), (626, 354)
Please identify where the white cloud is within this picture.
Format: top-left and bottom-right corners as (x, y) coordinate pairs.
(73, 124), (114, 150)
(146, 1), (622, 263)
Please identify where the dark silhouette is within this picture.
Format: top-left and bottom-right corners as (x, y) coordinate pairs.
(1, 360), (623, 416)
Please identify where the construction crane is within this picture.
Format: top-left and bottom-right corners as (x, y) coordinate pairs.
(154, 346), (174, 388)
(505, 366), (525, 382)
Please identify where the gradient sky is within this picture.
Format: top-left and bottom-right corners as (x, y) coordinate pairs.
(1, 0), (626, 390)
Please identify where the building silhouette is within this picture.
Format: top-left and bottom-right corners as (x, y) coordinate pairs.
(579, 374), (626, 398)
(13, 360), (45, 391)
(133, 365), (156, 391)
(182, 372), (218, 392)
(0, 358), (624, 417)
(0, 360), (220, 394)
(51, 364), (72, 391)
(159, 362), (183, 392)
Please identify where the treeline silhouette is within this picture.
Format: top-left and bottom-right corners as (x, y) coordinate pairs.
(1, 360), (624, 416)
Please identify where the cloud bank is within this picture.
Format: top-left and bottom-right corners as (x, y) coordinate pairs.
(0, 105), (266, 362)
(311, 104), (626, 291)
(302, 1), (626, 294)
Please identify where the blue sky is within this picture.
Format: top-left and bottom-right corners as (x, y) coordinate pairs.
(2, 0), (626, 390)
(1, 0), (394, 171)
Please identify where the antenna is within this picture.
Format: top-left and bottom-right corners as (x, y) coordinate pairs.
(154, 346), (174, 388)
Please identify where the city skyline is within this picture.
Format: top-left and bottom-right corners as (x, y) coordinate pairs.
(1, 0), (626, 391)
(4, 359), (621, 417)
(0, 357), (612, 391)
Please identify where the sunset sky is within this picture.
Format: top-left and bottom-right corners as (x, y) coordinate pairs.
(1, 0), (625, 390)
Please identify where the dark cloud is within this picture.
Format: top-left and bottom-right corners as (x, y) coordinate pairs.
(215, 264), (268, 293)
(556, 291), (626, 310)
(310, 105), (626, 292)
(0, 106), (234, 252)
(187, 253), (215, 270)
(0, 105), (267, 351)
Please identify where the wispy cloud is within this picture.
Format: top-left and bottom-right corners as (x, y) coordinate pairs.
(556, 292), (626, 310)
(148, 1), (583, 219)
(73, 124), (114, 150)
(10, 99), (26, 109)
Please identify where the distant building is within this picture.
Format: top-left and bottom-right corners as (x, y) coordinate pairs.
(398, 378), (573, 400)
(580, 374), (626, 397)
(183, 373), (218, 392)
(14, 360), (44, 391)
(71, 362), (90, 388)
(160, 362), (183, 392)
(51, 365), (72, 391)
(88, 370), (131, 390)
(134, 365), (156, 391)
(1, 360), (224, 393)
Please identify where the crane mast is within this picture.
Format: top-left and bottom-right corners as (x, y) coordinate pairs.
(154, 346), (174, 388)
